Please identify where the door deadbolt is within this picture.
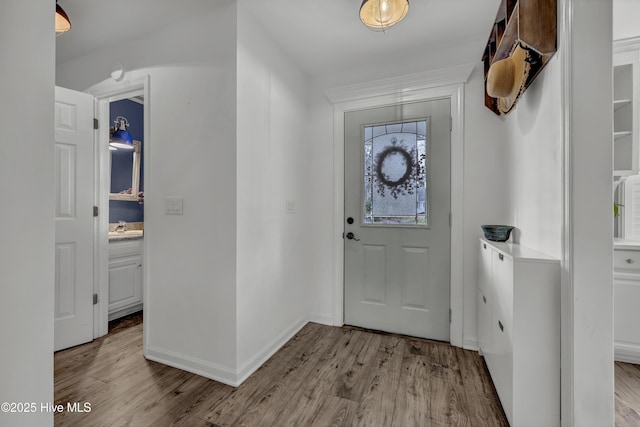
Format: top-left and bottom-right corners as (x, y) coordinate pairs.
(347, 217), (354, 224)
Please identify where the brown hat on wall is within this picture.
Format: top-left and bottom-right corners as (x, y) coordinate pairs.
(486, 42), (540, 116)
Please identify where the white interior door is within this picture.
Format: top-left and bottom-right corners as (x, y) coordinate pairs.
(54, 86), (95, 351)
(344, 99), (451, 341)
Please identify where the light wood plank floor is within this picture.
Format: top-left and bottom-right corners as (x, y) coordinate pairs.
(54, 312), (638, 426)
(54, 313), (506, 426)
(616, 361), (640, 426)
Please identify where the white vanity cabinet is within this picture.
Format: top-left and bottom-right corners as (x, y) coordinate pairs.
(477, 238), (560, 427)
(108, 239), (143, 321)
(614, 241), (640, 363)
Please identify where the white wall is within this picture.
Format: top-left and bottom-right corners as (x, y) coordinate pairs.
(235, 6), (311, 378)
(502, 54), (564, 258)
(614, 0), (640, 41)
(62, 3), (241, 381)
(462, 66), (511, 345)
(0, 1), (55, 426)
(306, 88), (336, 324)
(141, 64), (239, 379)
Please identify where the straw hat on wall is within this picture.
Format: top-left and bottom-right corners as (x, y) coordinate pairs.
(486, 42), (540, 116)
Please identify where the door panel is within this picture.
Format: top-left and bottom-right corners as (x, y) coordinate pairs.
(344, 99), (451, 341)
(362, 244), (387, 303)
(401, 246), (430, 310)
(54, 86), (94, 351)
(108, 254), (143, 312)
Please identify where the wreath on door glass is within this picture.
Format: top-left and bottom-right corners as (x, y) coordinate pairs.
(374, 137), (423, 199)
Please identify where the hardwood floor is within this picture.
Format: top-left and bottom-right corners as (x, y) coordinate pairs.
(55, 314), (640, 426)
(616, 361), (640, 427)
(54, 313), (507, 426)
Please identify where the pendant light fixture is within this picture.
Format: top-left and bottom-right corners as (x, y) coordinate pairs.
(360, 0), (409, 32)
(110, 117), (134, 150)
(55, 2), (71, 36)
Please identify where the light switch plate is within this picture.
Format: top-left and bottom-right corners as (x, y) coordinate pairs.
(165, 196), (183, 215)
(286, 199), (296, 214)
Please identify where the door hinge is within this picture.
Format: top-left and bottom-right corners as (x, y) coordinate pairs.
(93, 206), (99, 217)
(93, 118), (99, 130)
(449, 308), (452, 323)
(449, 116), (452, 131)
(93, 293), (99, 305)
(449, 212), (452, 228)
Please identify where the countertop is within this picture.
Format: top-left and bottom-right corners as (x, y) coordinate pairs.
(109, 222), (143, 242)
(614, 238), (640, 250)
(108, 231), (144, 242)
(480, 237), (560, 263)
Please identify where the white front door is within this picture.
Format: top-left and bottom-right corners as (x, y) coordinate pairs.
(344, 99), (451, 341)
(54, 86), (95, 351)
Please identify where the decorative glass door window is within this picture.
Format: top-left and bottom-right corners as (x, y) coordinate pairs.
(363, 119), (428, 226)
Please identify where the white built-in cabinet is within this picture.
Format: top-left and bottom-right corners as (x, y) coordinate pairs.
(613, 40), (640, 177)
(613, 38), (640, 365)
(108, 239), (143, 321)
(614, 242), (640, 364)
(478, 238), (560, 427)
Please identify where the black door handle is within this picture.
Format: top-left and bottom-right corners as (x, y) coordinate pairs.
(345, 232), (360, 241)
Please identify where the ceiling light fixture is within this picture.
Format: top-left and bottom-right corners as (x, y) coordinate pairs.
(359, 0), (409, 32)
(110, 117), (134, 150)
(55, 2), (71, 36)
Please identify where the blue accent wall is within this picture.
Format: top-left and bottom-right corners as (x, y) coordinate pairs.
(109, 99), (144, 223)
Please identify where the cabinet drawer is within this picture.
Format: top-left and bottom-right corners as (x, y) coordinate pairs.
(492, 311), (513, 423)
(109, 239), (143, 259)
(492, 250), (513, 329)
(478, 240), (493, 296)
(614, 250), (640, 270)
(478, 288), (492, 355)
(615, 277), (640, 345)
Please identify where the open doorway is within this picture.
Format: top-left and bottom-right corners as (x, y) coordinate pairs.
(90, 75), (150, 343)
(106, 96), (145, 325)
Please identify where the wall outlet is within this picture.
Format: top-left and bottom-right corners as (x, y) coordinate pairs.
(165, 196), (183, 215)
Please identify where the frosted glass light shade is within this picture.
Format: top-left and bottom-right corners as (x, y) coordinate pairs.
(55, 4), (71, 35)
(360, 0), (409, 32)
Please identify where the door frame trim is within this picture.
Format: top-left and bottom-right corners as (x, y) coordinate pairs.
(87, 74), (150, 340)
(326, 64), (474, 347)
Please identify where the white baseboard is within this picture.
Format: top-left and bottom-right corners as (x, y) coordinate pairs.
(235, 317), (308, 385)
(145, 317), (309, 388)
(308, 313), (334, 326)
(145, 315), (477, 389)
(145, 345), (239, 387)
(108, 303), (143, 322)
(463, 336), (479, 351)
(615, 341), (640, 364)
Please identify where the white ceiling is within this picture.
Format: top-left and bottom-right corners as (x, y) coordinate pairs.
(56, 0), (502, 76)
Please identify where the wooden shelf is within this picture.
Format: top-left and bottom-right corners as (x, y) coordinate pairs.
(614, 99), (632, 111)
(615, 131), (633, 140)
(613, 42), (640, 238)
(482, 0), (557, 116)
(492, 3), (519, 64)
